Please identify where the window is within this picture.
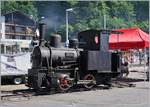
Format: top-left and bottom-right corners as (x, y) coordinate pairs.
(16, 35), (20, 39)
(16, 26), (25, 33)
(26, 36), (33, 40)
(12, 35), (16, 39)
(20, 36), (26, 40)
(5, 35), (12, 39)
(5, 26), (11, 33)
(12, 26), (15, 31)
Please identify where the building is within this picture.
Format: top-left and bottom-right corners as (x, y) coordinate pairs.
(1, 11), (36, 54)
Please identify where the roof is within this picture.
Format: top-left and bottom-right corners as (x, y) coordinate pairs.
(109, 27), (149, 50)
(2, 10), (35, 22)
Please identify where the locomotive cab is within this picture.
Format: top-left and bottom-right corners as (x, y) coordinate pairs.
(78, 30), (121, 85)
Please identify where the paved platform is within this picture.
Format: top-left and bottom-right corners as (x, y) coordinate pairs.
(1, 65), (149, 107)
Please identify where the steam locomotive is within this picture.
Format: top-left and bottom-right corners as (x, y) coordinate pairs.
(26, 22), (121, 91)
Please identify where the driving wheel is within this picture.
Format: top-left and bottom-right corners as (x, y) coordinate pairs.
(83, 74), (96, 89)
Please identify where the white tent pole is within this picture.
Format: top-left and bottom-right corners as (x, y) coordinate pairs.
(0, 1), (2, 100)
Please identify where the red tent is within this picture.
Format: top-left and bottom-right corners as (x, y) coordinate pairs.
(109, 28), (149, 50)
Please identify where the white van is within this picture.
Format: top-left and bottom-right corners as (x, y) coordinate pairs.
(1, 53), (31, 84)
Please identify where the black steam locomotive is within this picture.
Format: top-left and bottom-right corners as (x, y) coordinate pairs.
(26, 22), (121, 91)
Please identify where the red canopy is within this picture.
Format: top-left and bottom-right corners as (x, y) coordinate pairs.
(109, 28), (149, 50)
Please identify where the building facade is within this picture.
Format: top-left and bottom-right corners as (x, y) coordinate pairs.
(2, 11), (36, 54)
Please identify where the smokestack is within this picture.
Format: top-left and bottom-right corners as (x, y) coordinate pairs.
(39, 22), (46, 45)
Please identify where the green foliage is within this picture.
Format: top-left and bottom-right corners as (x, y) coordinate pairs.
(55, 1), (149, 40)
(108, 1), (135, 21)
(1, 1), (149, 40)
(67, 0), (78, 6)
(65, 1), (110, 36)
(132, 1), (149, 21)
(136, 21), (149, 32)
(107, 17), (127, 29)
(58, 24), (75, 41)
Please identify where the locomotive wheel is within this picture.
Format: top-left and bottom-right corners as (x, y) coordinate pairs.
(83, 74), (96, 89)
(57, 76), (72, 91)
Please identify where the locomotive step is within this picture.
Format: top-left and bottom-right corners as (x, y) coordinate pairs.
(77, 80), (96, 85)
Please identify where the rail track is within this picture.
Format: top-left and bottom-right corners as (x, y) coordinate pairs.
(1, 78), (136, 102)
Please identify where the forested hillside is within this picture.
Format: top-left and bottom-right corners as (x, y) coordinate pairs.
(2, 1), (149, 41)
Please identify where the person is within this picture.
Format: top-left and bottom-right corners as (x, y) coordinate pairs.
(146, 57), (149, 65)
(146, 57), (149, 81)
(139, 52), (142, 65)
(120, 57), (129, 78)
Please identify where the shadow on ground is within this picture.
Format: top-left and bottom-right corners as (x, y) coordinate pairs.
(115, 77), (146, 82)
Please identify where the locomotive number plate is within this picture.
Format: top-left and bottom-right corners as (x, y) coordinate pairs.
(65, 53), (74, 58)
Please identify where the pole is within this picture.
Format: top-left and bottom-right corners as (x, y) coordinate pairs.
(65, 8), (73, 47)
(66, 11), (69, 47)
(0, 9), (5, 105)
(144, 48), (147, 81)
(0, 0), (1, 102)
(149, 1), (150, 85)
(104, 14), (106, 29)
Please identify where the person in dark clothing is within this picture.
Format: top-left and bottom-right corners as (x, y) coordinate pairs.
(146, 57), (149, 81)
(120, 58), (129, 78)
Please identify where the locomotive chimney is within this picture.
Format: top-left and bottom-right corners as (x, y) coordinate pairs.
(39, 22), (46, 46)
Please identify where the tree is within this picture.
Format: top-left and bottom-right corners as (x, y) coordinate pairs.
(136, 21), (149, 32)
(106, 1), (136, 29)
(108, 1), (135, 21)
(1, 1), (149, 40)
(107, 16), (127, 29)
(60, 1), (111, 37)
(132, 1), (149, 21)
(132, 1), (149, 32)
(57, 1), (149, 40)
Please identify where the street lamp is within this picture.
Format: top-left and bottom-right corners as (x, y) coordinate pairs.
(103, 14), (106, 29)
(65, 8), (74, 47)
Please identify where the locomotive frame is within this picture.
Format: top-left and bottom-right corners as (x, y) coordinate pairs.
(26, 22), (121, 92)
